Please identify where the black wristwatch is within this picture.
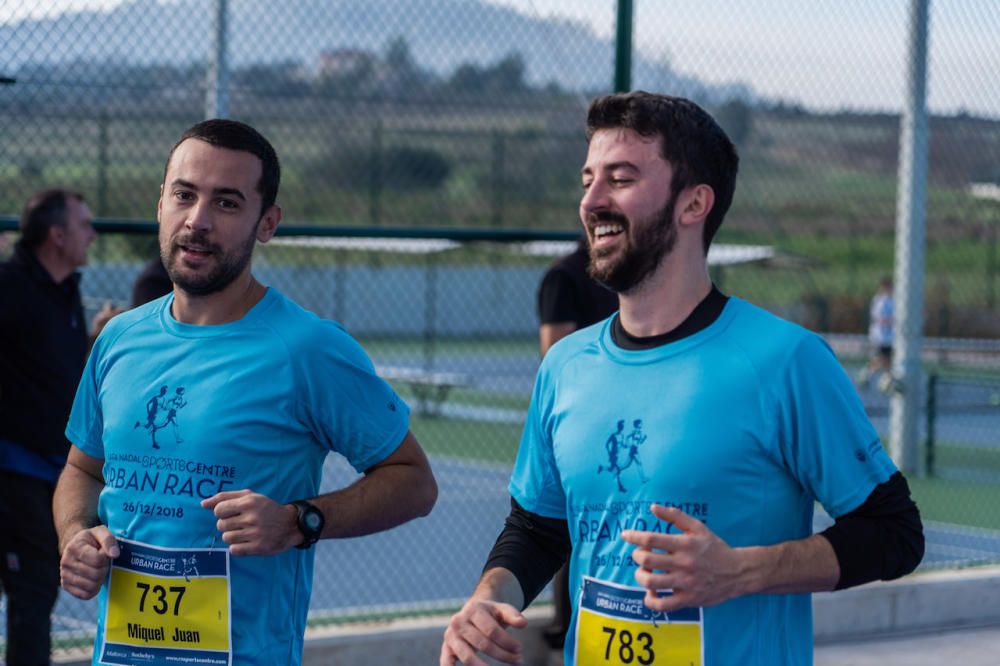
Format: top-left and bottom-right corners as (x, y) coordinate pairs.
(291, 500), (325, 549)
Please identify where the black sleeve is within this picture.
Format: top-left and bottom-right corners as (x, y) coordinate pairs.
(537, 268), (582, 325)
(483, 497), (572, 607)
(819, 472), (924, 590)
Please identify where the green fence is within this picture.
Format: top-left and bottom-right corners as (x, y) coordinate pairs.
(1, 2), (999, 335)
(2, 0), (1000, 658)
(3, 221), (1000, 655)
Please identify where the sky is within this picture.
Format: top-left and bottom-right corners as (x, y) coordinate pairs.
(1, 0), (998, 117)
(490, 0), (1000, 117)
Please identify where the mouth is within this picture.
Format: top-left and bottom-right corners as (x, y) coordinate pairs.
(592, 222), (624, 239)
(180, 245), (212, 257)
(174, 239), (216, 263)
(587, 215), (627, 252)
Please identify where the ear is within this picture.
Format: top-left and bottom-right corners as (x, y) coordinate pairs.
(156, 183), (164, 224)
(255, 204), (282, 243)
(677, 184), (715, 228)
(47, 223), (67, 249)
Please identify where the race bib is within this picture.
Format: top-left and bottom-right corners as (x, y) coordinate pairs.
(100, 539), (231, 666)
(574, 576), (703, 666)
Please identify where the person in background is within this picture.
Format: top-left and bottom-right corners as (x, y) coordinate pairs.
(0, 189), (119, 665)
(538, 237), (619, 356)
(130, 255), (173, 307)
(861, 276), (894, 391)
(535, 236), (617, 649)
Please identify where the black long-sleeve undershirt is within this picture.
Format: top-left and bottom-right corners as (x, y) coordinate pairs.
(820, 471), (924, 590)
(486, 473), (923, 607)
(484, 498), (571, 607)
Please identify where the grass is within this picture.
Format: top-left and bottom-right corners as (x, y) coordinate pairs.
(908, 476), (1000, 530)
(408, 413), (522, 464)
(360, 336), (538, 359)
(444, 387), (531, 410)
(929, 442), (1000, 477)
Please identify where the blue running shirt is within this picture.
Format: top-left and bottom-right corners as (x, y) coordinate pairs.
(67, 289), (409, 665)
(510, 297), (896, 666)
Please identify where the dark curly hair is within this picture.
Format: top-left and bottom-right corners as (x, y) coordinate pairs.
(586, 91), (739, 253)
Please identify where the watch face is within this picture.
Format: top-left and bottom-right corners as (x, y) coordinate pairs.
(304, 511), (322, 531)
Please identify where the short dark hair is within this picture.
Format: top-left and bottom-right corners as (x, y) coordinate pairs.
(163, 118), (281, 216)
(585, 91), (739, 252)
(19, 188), (85, 250)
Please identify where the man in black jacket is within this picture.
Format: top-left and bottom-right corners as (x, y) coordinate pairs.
(0, 189), (117, 664)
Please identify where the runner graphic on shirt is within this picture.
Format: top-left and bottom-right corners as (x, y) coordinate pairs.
(625, 419), (649, 485)
(133, 385), (188, 449)
(167, 387), (187, 444)
(598, 418), (649, 493)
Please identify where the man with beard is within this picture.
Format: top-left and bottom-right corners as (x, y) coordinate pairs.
(440, 92), (923, 666)
(53, 119), (437, 666)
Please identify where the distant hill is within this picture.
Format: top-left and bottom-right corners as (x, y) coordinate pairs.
(0, 0), (753, 103)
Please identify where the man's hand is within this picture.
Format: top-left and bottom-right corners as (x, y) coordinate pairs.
(440, 597), (527, 666)
(60, 525), (119, 599)
(201, 489), (300, 556)
(622, 504), (749, 613)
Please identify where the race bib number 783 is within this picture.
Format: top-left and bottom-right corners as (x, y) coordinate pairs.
(574, 576), (703, 666)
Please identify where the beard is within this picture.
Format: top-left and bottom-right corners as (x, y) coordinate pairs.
(161, 227), (257, 297)
(586, 192), (679, 294)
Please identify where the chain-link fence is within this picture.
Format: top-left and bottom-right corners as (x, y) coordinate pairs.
(2, 0), (1000, 657)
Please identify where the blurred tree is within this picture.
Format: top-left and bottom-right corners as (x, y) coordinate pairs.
(449, 63), (485, 93)
(382, 36), (426, 96)
(233, 62), (309, 97)
(491, 54), (526, 92)
(447, 52), (526, 95)
(715, 99), (753, 145)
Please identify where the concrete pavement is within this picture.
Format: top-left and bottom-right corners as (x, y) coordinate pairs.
(815, 624), (1000, 666)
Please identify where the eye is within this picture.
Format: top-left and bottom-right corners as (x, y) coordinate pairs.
(217, 198), (239, 210)
(173, 190), (194, 202)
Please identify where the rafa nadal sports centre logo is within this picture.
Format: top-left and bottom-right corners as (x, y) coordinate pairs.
(597, 418), (649, 493)
(134, 385), (188, 449)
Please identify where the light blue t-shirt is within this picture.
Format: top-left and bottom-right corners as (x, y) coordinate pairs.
(510, 297), (896, 666)
(67, 288), (409, 665)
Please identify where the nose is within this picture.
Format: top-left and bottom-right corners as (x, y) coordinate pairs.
(580, 177), (610, 221)
(185, 201), (213, 232)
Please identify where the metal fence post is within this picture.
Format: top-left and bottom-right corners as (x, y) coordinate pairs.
(614, 0), (633, 92)
(491, 131), (506, 228)
(889, 0), (930, 475)
(423, 252), (437, 377)
(370, 120), (383, 226)
(205, 0), (230, 119)
(988, 214), (997, 310)
(96, 110), (109, 216)
(925, 372), (937, 477)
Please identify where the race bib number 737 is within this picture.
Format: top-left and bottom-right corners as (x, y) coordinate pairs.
(100, 539), (231, 666)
